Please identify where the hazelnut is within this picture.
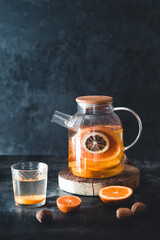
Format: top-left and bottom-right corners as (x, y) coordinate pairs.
(36, 210), (52, 223)
(131, 202), (146, 216)
(116, 208), (132, 220)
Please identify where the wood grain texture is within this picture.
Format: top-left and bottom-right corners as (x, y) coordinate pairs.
(58, 164), (140, 196)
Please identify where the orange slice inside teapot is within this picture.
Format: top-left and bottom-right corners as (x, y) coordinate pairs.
(68, 125), (124, 178)
(75, 125), (122, 160)
(82, 131), (110, 153)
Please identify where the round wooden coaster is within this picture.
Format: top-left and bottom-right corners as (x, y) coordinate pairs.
(58, 164), (140, 196)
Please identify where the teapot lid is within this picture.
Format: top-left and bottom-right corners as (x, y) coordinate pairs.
(76, 95), (113, 105)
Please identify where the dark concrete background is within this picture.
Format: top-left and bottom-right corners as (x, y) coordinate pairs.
(0, 0), (159, 156)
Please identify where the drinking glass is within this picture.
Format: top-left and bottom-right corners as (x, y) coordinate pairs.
(11, 162), (48, 207)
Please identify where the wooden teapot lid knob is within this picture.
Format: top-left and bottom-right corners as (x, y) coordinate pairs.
(76, 95), (113, 104)
(76, 95), (113, 105)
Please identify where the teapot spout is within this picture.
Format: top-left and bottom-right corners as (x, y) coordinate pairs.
(51, 111), (71, 128)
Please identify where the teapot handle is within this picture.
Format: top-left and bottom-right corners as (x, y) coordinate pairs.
(114, 107), (142, 151)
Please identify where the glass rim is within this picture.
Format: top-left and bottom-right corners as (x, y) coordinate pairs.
(77, 102), (113, 109)
(11, 161), (48, 172)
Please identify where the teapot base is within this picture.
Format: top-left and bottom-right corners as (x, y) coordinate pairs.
(58, 163), (140, 196)
(69, 163), (124, 179)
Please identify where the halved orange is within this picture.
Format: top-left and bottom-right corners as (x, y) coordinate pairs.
(56, 195), (81, 213)
(99, 186), (133, 204)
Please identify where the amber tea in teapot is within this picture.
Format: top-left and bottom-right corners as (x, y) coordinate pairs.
(52, 96), (142, 178)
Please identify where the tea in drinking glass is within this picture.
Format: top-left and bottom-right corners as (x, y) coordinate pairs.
(11, 162), (48, 207)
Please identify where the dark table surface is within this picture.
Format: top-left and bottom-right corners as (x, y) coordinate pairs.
(0, 155), (159, 240)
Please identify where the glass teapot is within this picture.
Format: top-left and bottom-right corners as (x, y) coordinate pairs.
(52, 96), (142, 179)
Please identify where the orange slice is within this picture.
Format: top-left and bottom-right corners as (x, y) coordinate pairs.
(99, 186), (133, 204)
(82, 131), (110, 153)
(15, 195), (45, 205)
(56, 196), (81, 213)
(75, 125), (122, 161)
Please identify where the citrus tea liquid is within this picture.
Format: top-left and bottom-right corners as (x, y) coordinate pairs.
(13, 177), (47, 207)
(68, 125), (124, 178)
